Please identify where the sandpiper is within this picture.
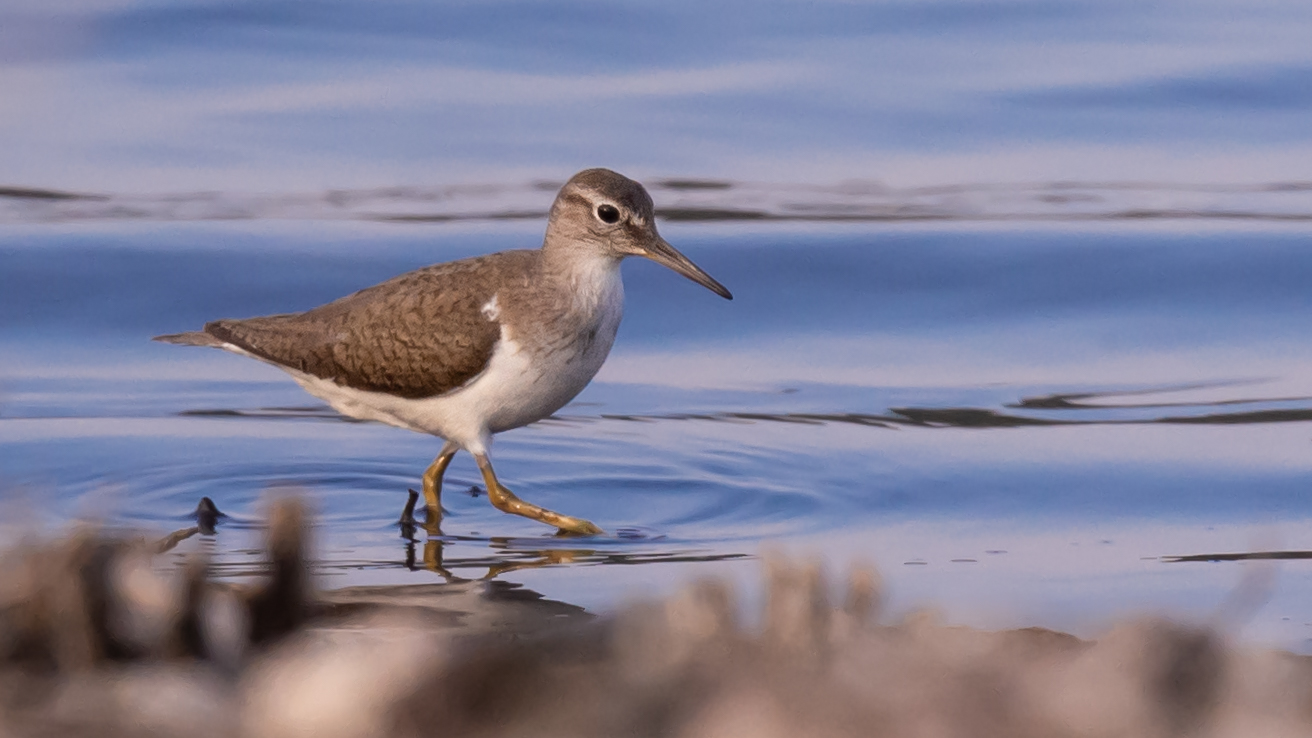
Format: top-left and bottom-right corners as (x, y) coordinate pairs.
(155, 168), (731, 535)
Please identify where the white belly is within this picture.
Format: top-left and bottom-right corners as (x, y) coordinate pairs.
(264, 266), (624, 456)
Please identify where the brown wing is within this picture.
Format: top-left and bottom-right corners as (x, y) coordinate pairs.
(204, 250), (537, 399)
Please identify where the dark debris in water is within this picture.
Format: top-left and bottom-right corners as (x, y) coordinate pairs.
(615, 527), (653, 540)
(655, 207), (771, 221)
(196, 496), (224, 535)
(4, 179), (1312, 224)
(653, 178), (734, 191)
(1014, 381), (1312, 410)
(372, 209), (545, 223)
(890, 407), (1071, 428)
(179, 406), (365, 422)
(174, 380), (1312, 434)
(156, 497), (227, 553)
(1157, 408), (1312, 425)
(1166, 550), (1312, 563)
(0, 186), (105, 201)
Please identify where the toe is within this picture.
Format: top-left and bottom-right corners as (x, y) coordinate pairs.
(558, 519), (604, 536)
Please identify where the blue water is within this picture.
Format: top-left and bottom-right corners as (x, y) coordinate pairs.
(3, 0), (1312, 649)
(4, 0), (1312, 191)
(5, 220), (1312, 645)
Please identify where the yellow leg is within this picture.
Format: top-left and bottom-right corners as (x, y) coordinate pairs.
(474, 453), (602, 535)
(421, 442), (459, 528)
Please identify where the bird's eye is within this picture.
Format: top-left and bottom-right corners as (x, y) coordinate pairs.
(596, 203), (621, 224)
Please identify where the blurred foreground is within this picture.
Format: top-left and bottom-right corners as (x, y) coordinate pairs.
(3, 501), (1311, 738)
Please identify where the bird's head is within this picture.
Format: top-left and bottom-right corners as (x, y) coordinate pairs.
(545, 168), (732, 300)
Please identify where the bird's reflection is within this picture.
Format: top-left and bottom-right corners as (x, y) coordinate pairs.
(403, 537), (589, 583)
(399, 508), (610, 583)
(396, 491), (747, 584)
(164, 493), (745, 595)
(148, 494), (753, 644)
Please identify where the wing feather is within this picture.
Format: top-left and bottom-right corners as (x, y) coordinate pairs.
(201, 251), (535, 399)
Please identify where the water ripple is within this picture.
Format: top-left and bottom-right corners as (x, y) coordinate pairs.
(4, 179), (1312, 224)
(157, 381), (1312, 430)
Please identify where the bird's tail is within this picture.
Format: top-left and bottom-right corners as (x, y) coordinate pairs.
(153, 330), (223, 347)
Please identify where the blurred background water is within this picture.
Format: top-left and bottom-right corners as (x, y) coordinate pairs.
(2, 0), (1312, 649)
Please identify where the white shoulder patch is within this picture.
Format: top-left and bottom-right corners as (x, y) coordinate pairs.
(481, 294), (500, 321)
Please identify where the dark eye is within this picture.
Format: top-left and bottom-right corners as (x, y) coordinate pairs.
(596, 203), (621, 224)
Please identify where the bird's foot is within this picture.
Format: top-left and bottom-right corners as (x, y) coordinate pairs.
(553, 516), (604, 537)
(398, 489), (422, 540)
(486, 483), (603, 536)
(399, 489), (420, 525)
(474, 453), (603, 536)
(399, 488), (445, 537)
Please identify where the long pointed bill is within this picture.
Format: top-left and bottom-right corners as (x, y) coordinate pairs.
(642, 237), (733, 300)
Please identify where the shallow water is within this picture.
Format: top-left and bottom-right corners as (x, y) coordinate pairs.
(4, 219), (1312, 650)
(3, 0), (1312, 651)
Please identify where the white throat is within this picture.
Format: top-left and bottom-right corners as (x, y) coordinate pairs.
(561, 251), (624, 317)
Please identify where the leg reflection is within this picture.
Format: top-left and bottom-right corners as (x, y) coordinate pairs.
(400, 534), (597, 582)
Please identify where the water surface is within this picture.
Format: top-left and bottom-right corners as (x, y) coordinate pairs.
(3, 0), (1312, 650)
(4, 219), (1312, 649)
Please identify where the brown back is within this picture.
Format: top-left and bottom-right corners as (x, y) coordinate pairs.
(205, 250), (538, 399)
